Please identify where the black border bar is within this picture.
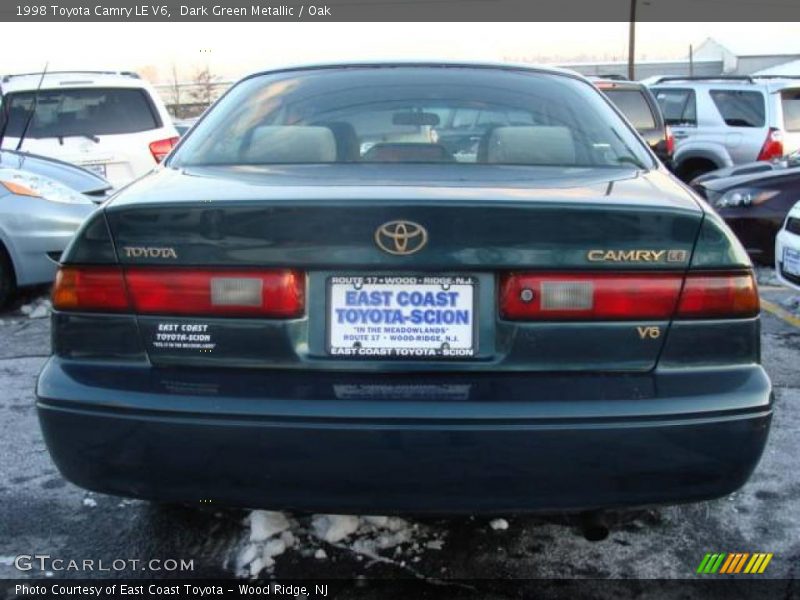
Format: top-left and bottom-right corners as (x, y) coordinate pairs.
(2, 578), (799, 600)
(1, 0), (799, 22)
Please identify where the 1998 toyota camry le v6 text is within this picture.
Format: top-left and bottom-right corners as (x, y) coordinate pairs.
(36, 62), (772, 514)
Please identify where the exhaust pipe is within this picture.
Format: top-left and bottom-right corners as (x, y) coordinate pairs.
(579, 511), (610, 541)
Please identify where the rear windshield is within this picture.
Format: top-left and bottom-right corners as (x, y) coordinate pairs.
(782, 89), (800, 132)
(709, 89), (765, 128)
(2, 87), (160, 138)
(602, 89), (657, 130)
(171, 67), (653, 169)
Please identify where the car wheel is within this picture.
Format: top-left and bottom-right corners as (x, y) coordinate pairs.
(677, 158), (718, 183)
(0, 245), (16, 308)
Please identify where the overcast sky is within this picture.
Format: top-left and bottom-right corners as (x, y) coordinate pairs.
(3, 22), (798, 83)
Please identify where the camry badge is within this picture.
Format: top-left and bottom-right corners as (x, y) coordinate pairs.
(375, 220), (428, 256)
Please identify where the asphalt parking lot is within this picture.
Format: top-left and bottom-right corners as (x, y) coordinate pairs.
(0, 282), (798, 590)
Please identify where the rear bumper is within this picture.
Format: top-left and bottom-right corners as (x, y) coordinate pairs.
(36, 359), (773, 514)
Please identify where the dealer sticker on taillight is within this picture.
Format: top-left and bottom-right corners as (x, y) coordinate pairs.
(327, 275), (477, 358)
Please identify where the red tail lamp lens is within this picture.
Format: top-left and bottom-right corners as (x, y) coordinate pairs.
(500, 273), (684, 320)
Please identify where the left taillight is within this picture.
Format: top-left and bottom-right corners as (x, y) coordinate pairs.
(149, 136), (179, 163)
(52, 266), (305, 318)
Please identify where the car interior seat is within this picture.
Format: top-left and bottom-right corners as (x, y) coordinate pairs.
(485, 126), (576, 165)
(242, 125), (337, 163)
(314, 122), (360, 162)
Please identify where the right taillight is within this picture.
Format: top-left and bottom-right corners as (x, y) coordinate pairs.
(499, 272), (684, 320)
(756, 127), (783, 161)
(149, 136), (179, 163)
(499, 270), (759, 321)
(675, 271), (759, 319)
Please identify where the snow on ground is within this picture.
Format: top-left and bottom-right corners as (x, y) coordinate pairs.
(758, 266), (800, 316)
(18, 297), (51, 319)
(756, 266), (780, 287)
(234, 511), (449, 578)
(780, 293), (800, 317)
(312, 514), (360, 543)
(249, 510), (291, 542)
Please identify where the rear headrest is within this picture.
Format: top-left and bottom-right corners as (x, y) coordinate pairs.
(244, 126), (336, 163)
(486, 126), (576, 165)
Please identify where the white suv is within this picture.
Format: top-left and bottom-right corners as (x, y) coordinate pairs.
(0, 71), (178, 188)
(650, 76), (800, 182)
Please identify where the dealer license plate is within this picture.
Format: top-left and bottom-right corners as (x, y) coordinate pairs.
(784, 247), (800, 276)
(328, 275), (477, 358)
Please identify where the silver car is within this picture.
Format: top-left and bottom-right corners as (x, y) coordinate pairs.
(0, 149), (109, 306)
(650, 76), (800, 182)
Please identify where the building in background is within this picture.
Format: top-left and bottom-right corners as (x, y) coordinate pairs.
(560, 37), (800, 81)
(147, 37), (800, 117)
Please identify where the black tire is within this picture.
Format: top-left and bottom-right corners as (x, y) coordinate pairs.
(682, 168), (710, 184)
(0, 245), (16, 309)
(677, 159), (718, 184)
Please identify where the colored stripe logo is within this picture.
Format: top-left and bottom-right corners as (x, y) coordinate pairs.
(697, 553), (773, 574)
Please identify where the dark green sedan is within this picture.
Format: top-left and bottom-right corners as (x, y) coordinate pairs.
(36, 62), (771, 514)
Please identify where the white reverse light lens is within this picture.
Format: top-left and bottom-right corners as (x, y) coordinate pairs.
(540, 281), (594, 311)
(210, 277), (263, 307)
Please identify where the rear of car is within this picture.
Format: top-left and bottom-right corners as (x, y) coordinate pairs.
(593, 78), (673, 167)
(776, 200), (800, 290)
(650, 77), (800, 182)
(0, 71), (178, 188)
(36, 64), (771, 514)
(692, 167), (800, 264)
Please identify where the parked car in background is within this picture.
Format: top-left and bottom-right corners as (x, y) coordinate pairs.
(776, 200), (800, 291)
(38, 62), (770, 515)
(691, 162), (800, 264)
(591, 77), (674, 167)
(692, 148), (800, 184)
(650, 76), (800, 182)
(0, 149), (106, 306)
(0, 71), (178, 188)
